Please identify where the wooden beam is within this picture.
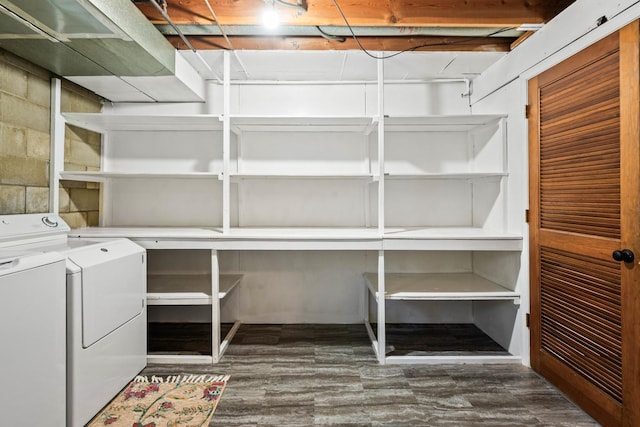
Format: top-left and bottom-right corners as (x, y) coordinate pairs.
(136, 0), (569, 27)
(164, 34), (515, 51)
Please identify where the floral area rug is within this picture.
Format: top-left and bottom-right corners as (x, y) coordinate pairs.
(87, 374), (229, 427)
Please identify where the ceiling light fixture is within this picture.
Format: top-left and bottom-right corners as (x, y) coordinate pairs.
(262, 0), (307, 29)
(262, 3), (280, 29)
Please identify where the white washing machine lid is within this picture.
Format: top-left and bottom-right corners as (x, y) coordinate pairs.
(0, 251), (65, 276)
(66, 239), (145, 348)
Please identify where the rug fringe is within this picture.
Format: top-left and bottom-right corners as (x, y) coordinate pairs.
(134, 374), (230, 384)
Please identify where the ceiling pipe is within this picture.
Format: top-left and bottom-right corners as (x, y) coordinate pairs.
(202, 0), (233, 49)
(201, 0), (251, 80)
(147, 0), (214, 73)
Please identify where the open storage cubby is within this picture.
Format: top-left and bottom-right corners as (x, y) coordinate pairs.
(145, 247), (241, 364)
(382, 115), (508, 237)
(364, 250), (521, 363)
(61, 113), (225, 227)
(228, 116), (379, 229)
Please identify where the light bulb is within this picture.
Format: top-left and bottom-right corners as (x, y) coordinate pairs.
(262, 7), (280, 29)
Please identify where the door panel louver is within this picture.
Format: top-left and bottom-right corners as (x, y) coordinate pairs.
(540, 247), (622, 402)
(538, 50), (620, 239)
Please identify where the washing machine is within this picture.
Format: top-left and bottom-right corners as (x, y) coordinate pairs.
(0, 245), (66, 426)
(0, 213), (147, 427)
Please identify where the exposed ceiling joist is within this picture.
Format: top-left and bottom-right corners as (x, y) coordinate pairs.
(133, 0), (576, 51)
(165, 35), (515, 52)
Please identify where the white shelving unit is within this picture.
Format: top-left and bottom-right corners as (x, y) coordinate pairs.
(59, 52), (523, 365)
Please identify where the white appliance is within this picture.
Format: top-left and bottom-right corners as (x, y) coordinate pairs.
(0, 247), (66, 426)
(0, 214), (147, 427)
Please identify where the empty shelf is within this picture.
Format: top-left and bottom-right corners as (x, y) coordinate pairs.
(364, 272), (519, 302)
(147, 273), (243, 305)
(63, 113), (223, 132)
(384, 172), (507, 180)
(383, 227), (522, 250)
(384, 115), (506, 132)
(230, 115), (376, 133)
(59, 171), (221, 181)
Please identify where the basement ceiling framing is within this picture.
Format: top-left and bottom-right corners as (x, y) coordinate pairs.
(133, 0), (577, 52)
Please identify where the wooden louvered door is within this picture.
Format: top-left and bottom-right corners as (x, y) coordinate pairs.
(529, 22), (640, 427)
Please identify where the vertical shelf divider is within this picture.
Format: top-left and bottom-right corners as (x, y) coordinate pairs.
(223, 50), (231, 233)
(500, 117), (509, 233)
(210, 249), (221, 362)
(376, 54), (387, 364)
(50, 78), (64, 214)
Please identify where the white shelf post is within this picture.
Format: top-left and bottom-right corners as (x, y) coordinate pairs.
(377, 53), (385, 235)
(49, 78), (64, 213)
(376, 249), (386, 364)
(223, 50), (231, 233)
(210, 249), (221, 363)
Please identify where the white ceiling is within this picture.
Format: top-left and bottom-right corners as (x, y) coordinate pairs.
(182, 50), (507, 82)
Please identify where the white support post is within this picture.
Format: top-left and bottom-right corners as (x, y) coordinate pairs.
(222, 50), (231, 233)
(49, 78), (64, 213)
(500, 117), (509, 233)
(376, 54), (386, 364)
(377, 54), (385, 235)
(377, 249), (386, 364)
(210, 249), (221, 363)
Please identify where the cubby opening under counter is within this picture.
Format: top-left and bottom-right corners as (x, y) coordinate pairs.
(363, 249), (522, 365)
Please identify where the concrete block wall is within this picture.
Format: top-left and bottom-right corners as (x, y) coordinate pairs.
(59, 81), (102, 228)
(0, 49), (102, 227)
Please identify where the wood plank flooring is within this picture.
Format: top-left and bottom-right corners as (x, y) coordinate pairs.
(142, 324), (600, 426)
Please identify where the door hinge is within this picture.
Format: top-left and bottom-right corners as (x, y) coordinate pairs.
(525, 209), (530, 223)
(525, 104), (530, 119)
(526, 313), (531, 328)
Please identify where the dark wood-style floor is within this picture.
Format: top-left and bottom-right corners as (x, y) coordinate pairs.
(143, 324), (600, 426)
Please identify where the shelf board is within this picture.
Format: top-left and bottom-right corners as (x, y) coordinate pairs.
(364, 272), (519, 302)
(230, 115), (377, 133)
(68, 226), (223, 240)
(229, 173), (374, 181)
(62, 113), (223, 132)
(218, 227), (382, 250)
(382, 227), (522, 250)
(68, 227), (521, 250)
(147, 273), (243, 305)
(224, 227), (380, 239)
(384, 115), (506, 132)
(59, 171), (222, 181)
(385, 172), (507, 180)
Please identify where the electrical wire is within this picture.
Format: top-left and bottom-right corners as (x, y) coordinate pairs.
(316, 26), (346, 42)
(330, 0), (516, 60)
